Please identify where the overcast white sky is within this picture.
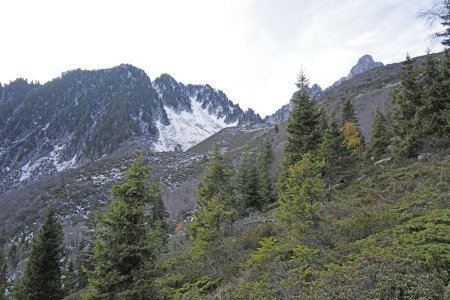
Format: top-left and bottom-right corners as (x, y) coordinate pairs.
(0, 0), (444, 117)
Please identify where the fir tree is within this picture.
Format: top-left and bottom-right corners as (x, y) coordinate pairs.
(341, 98), (359, 125)
(236, 153), (260, 210)
(392, 55), (423, 158)
(276, 153), (326, 237)
(63, 259), (77, 296)
(417, 52), (444, 140)
(21, 208), (64, 300)
(369, 111), (391, 160)
(284, 72), (321, 167)
(439, 50), (450, 135)
(188, 197), (235, 259)
(197, 147), (235, 209)
(257, 138), (275, 208)
(85, 155), (167, 299)
(318, 118), (354, 189)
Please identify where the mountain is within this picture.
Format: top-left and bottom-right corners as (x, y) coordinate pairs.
(0, 65), (261, 193)
(264, 53), (437, 139)
(331, 54), (384, 87)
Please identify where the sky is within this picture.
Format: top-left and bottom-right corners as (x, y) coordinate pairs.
(0, 0), (444, 117)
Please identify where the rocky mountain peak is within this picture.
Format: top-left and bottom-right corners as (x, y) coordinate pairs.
(348, 55), (384, 79)
(331, 54), (384, 88)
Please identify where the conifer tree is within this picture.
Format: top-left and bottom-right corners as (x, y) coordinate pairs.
(341, 98), (359, 125)
(418, 52), (442, 139)
(257, 138), (275, 208)
(236, 153), (260, 210)
(369, 111), (391, 160)
(276, 153), (326, 237)
(85, 155), (167, 299)
(197, 147), (235, 209)
(283, 72), (321, 168)
(439, 50), (450, 135)
(21, 208), (64, 300)
(188, 197), (235, 259)
(318, 118), (354, 188)
(392, 55), (423, 158)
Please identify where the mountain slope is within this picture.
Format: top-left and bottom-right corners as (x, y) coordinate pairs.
(0, 65), (261, 193)
(265, 52), (442, 139)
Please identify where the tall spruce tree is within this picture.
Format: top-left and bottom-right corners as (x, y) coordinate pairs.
(369, 111), (391, 160)
(197, 147), (235, 209)
(439, 50), (450, 135)
(276, 153), (326, 237)
(188, 197), (235, 259)
(392, 55), (423, 158)
(418, 52), (441, 139)
(341, 98), (359, 125)
(257, 138), (275, 208)
(284, 72), (321, 167)
(318, 117), (354, 189)
(21, 208), (64, 300)
(236, 153), (260, 210)
(85, 155), (167, 299)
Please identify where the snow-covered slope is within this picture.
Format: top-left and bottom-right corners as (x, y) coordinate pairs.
(154, 98), (237, 151)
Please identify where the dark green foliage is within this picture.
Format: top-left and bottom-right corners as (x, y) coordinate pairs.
(63, 260), (77, 296)
(283, 82), (321, 167)
(8, 244), (18, 269)
(85, 155), (167, 299)
(21, 208), (64, 300)
(436, 0), (450, 47)
(197, 147), (235, 209)
(341, 98), (359, 125)
(393, 52), (450, 157)
(257, 138), (275, 208)
(236, 154), (260, 210)
(318, 118), (355, 188)
(188, 197), (235, 259)
(276, 153), (326, 236)
(369, 111), (391, 159)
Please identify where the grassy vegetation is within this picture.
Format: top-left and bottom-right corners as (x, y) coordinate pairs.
(153, 158), (449, 299)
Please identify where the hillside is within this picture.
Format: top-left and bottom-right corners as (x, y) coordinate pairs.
(266, 52), (444, 140)
(0, 65), (261, 194)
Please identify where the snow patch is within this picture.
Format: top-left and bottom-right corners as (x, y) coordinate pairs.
(153, 98), (237, 151)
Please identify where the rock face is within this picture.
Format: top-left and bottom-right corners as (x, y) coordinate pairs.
(332, 55), (384, 87)
(265, 55), (385, 125)
(0, 65), (261, 192)
(348, 55), (384, 79)
(309, 84), (324, 99)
